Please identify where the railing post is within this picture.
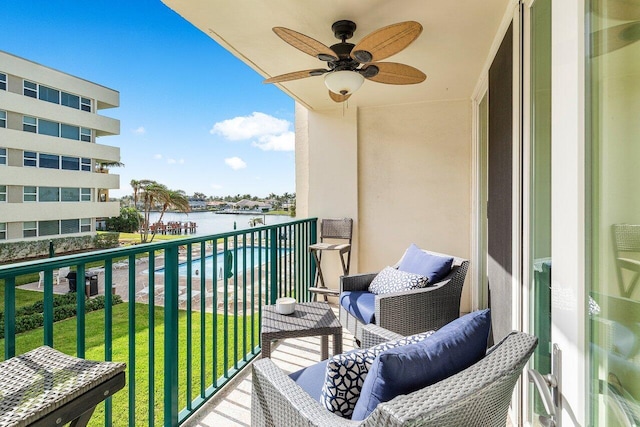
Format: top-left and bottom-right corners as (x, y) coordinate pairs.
(310, 219), (318, 295)
(269, 227), (278, 304)
(76, 264), (86, 358)
(164, 245), (179, 426)
(4, 277), (15, 359)
(43, 271), (54, 347)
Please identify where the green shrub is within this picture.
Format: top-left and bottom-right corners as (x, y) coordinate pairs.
(0, 294), (123, 338)
(0, 234), (120, 263)
(94, 232), (120, 249)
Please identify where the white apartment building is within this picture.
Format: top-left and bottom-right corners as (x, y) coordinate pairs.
(0, 50), (120, 242)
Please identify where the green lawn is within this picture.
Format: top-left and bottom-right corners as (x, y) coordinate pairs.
(0, 302), (260, 426)
(0, 284), (47, 309)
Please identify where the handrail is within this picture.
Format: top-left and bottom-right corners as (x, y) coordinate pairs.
(0, 217), (318, 426)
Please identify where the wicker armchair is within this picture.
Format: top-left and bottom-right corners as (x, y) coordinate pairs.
(339, 250), (469, 341)
(251, 324), (537, 427)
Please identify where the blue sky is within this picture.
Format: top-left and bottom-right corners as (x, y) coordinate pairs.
(1, 0), (295, 198)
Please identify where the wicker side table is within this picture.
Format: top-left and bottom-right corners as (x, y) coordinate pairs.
(0, 346), (125, 427)
(261, 301), (343, 360)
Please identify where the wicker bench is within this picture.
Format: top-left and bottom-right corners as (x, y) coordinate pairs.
(0, 346), (125, 427)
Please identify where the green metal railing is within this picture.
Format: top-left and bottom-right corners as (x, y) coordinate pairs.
(0, 218), (318, 426)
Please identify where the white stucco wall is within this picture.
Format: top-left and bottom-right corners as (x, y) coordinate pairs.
(296, 99), (472, 311)
(358, 99), (472, 311)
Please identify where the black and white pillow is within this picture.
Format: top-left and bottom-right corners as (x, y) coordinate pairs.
(368, 266), (429, 295)
(320, 331), (435, 418)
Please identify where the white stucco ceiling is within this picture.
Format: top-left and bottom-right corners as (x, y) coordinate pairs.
(162, 0), (511, 111)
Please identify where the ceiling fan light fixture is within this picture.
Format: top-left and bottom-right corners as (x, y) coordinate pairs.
(324, 70), (365, 96)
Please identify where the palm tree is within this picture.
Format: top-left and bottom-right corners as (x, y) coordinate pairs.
(132, 180), (191, 243)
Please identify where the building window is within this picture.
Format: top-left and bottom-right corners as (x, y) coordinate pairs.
(81, 97), (91, 112)
(80, 128), (91, 142)
(61, 187), (80, 202)
(22, 114), (91, 142)
(39, 187), (60, 202)
(0, 185), (6, 202)
(23, 186), (37, 202)
(61, 219), (79, 234)
(38, 220), (59, 236)
(61, 123), (80, 140)
(24, 151), (37, 167)
(23, 116), (37, 133)
(0, 73), (6, 91)
(0, 148), (6, 165)
(23, 79), (90, 112)
(23, 80), (37, 98)
(38, 119), (59, 137)
(23, 221), (37, 237)
(0, 223), (6, 240)
(39, 153), (60, 169)
(0, 110), (6, 128)
(61, 156), (79, 171)
(81, 188), (91, 202)
(81, 158), (91, 172)
(61, 92), (80, 109)
(38, 86), (60, 104)
(81, 218), (91, 232)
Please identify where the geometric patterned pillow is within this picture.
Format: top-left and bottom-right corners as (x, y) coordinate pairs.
(319, 330), (435, 418)
(368, 266), (429, 295)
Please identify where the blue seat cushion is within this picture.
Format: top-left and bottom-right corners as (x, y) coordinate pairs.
(351, 309), (491, 421)
(288, 359), (329, 402)
(397, 244), (454, 283)
(340, 291), (376, 324)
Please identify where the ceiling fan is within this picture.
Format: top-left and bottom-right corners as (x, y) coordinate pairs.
(263, 20), (427, 102)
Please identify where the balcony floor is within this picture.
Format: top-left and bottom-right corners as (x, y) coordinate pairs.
(185, 304), (355, 427)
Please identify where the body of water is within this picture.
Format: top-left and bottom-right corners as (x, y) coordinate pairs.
(147, 211), (293, 237)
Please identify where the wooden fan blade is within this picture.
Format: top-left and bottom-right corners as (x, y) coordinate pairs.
(591, 21), (640, 57)
(329, 91), (351, 103)
(351, 21), (422, 63)
(366, 62), (426, 85)
(263, 69), (323, 84)
(273, 27), (338, 61)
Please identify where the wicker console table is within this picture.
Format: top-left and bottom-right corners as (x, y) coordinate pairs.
(0, 346), (125, 427)
(261, 301), (343, 360)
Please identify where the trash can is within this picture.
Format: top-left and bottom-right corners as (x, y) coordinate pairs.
(85, 273), (98, 297)
(67, 271), (78, 293)
(67, 272), (99, 297)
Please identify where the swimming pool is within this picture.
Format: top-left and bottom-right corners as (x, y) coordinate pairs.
(154, 246), (291, 278)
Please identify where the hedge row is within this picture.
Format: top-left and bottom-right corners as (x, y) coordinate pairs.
(0, 294), (123, 339)
(0, 232), (120, 263)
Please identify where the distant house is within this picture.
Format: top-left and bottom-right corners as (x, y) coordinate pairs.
(236, 199), (272, 211)
(206, 201), (230, 210)
(188, 199), (207, 210)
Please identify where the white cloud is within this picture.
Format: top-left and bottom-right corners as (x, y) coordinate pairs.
(252, 131), (295, 151)
(178, 159), (185, 164)
(133, 126), (146, 135)
(211, 112), (289, 140)
(167, 158), (176, 164)
(210, 183), (223, 190)
(153, 154), (162, 160)
(211, 112), (294, 152)
(225, 157), (247, 170)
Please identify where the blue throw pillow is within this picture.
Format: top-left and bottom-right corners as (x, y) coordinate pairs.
(397, 244), (454, 283)
(351, 309), (491, 421)
(319, 331), (435, 418)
